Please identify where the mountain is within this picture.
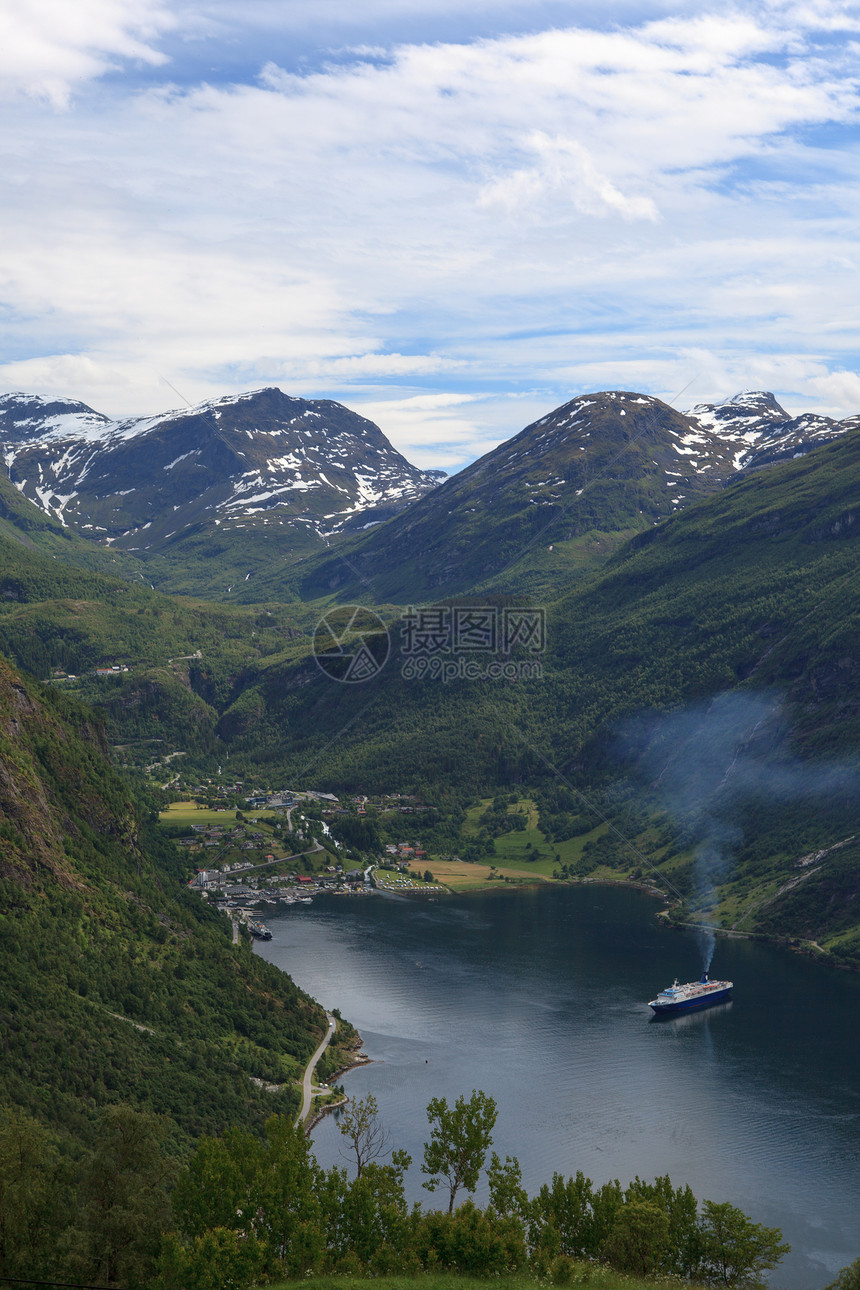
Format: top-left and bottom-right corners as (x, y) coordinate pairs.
(686, 389), (859, 471)
(5, 383), (854, 606)
(0, 654), (362, 1149)
(0, 461), (145, 583)
(207, 420), (860, 965)
(293, 388), (859, 604)
(0, 470), (325, 753)
(0, 387), (443, 597)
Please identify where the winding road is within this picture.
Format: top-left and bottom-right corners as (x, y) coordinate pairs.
(296, 1011), (337, 1129)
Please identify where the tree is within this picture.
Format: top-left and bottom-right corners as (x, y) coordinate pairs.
(74, 1104), (176, 1289)
(155, 1227), (265, 1290)
(487, 1151), (529, 1224)
(699, 1199), (790, 1288)
(603, 1199), (670, 1276)
(338, 1093), (391, 1178)
(172, 1127), (263, 1239)
(329, 1151), (412, 1271)
(826, 1258), (860, 1290)
(255, 1114), (325, 1276)
(422, 1089), (497, 1213)
(0, 1109), (69, 1282)
(625, 1174), (702, 1276)
(530, 1170), (598, 1259)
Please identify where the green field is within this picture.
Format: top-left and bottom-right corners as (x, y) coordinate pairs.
(159, 800), (241, 826)
(158, 802), (287, 832)
(463, 797), (611, 877)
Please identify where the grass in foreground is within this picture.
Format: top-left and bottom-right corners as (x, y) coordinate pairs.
(267, 1270), (705, 1290)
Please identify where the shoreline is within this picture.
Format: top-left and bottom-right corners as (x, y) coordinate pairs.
(330, 1049), (373, 1082)
(409, 873), (857, 974)
(306, 1042), (373, 1134)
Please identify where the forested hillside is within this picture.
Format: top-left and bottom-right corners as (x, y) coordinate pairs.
(0, 656), (353, 1151)
(2, 404), (860, 973)
(206, 427), (860, 964)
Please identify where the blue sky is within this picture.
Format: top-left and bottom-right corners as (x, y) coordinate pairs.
(2, 0), (860, 469)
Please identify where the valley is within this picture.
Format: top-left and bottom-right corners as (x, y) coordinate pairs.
(1, 378), (859, 1287)
(8, 9), (860, 1287)
(2, 381), (858, 971)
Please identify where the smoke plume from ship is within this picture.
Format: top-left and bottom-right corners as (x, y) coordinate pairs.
(619, 691), (856, 971)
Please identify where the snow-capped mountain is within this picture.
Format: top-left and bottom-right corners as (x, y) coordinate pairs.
(684, 390), (857, 471)
(0, 387), (444, 552)
(297, 389), (733, 601)
(2, 383), (855, 603)
(296, 388), (860, 603)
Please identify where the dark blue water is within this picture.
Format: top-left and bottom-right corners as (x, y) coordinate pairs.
(256, 884), (860, 1287)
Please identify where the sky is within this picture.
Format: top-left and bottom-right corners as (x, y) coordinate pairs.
(2, 0), (860, 470)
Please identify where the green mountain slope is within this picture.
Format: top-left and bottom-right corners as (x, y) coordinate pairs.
(208, 427), (860, 964)
(0, 481), (324, 751)
(287, 392), (732, 605)
(0, 656), (356, 1150)
(0, 469), (144, 580)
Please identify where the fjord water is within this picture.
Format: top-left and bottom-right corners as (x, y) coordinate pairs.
(256, 885), (860, 1287)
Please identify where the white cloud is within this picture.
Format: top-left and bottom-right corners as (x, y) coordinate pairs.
(2, 3), (860, 463)
(0, 0), (173, 106)
(809, 368), (860, 413)
(351, 392), (496, 469)
(479, 133), (660, 222)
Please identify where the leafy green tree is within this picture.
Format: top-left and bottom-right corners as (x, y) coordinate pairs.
(826, 1257), (860, 1290)
(172, 1127), (262, 1239)
(338, 1092), (390, 1177)
(156, 1226), (265, 1290)
(487, 1151), (530, 1224)
(0, 1109), (69, 1282)
(603, 1198), (670, 1275)
(73, 1104), (176, 1289)
(625, 1173), (702, 1275)
(699, 1199), (790, 1288)
(254, 1114), (326, 1276)
(326, 1152), (413, 1272)
(422, 1089), (497, 1213)
(413, 1199), (527, 1275)
(530, 1170), (597, 1259)
(590, 1177), (624, 1252)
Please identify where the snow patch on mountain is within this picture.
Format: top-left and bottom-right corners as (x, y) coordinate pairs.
(684, 390), (851, 471)
(0, 386), (444, 550)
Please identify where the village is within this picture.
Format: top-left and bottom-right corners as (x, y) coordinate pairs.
(161, 783), (444, 938)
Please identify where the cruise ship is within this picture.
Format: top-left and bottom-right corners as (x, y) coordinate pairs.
(648, 973), (732, 1015)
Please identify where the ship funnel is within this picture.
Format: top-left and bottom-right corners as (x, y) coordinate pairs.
(700, 973), (709, 984)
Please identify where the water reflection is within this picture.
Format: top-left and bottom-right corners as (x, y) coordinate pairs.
(649, 1001), (734, 1027)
